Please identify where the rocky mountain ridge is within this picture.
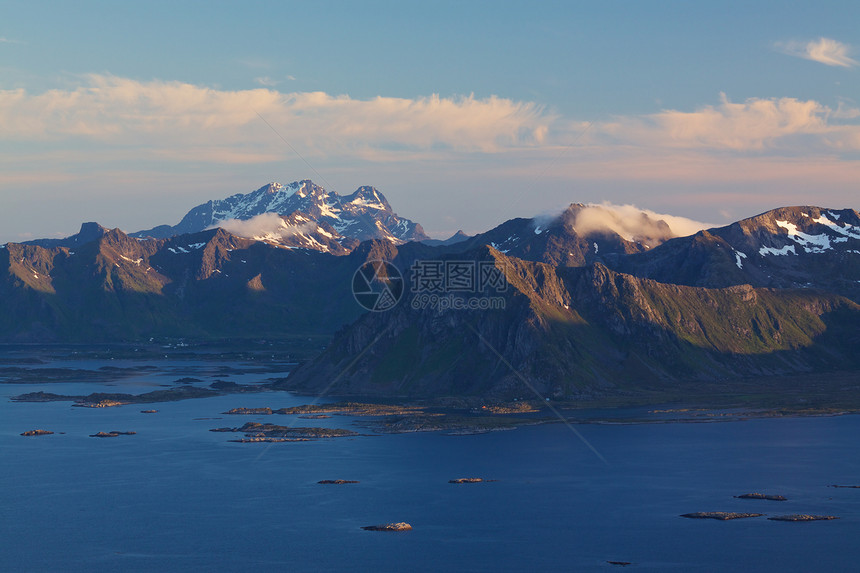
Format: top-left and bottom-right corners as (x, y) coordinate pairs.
(613, 206), (860, 301)
(0, 226), (371, 341)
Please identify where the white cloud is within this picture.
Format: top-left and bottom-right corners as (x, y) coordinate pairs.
(0, 37), (23, 44)
(4, 76), (857, 167)
(598, 93), (860, 152)
(212, 213), (316, 240)
(776, 37), (858, 68)
(0, 74), (550, 156)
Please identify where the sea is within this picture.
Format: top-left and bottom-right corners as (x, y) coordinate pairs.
(2, 349), (859, 572)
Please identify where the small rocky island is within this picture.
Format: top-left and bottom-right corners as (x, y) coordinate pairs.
(20, 429), (54, 436)
(14, 386), (221, 407)
(211, 422), (359, 442)
(449, 478), (494, 484)
(681, 512), (764, 520)
(361, 522), (413, 532)
(216, 401), (540, 434)
(318, 480), (359, 485)
(89, 431), (137, 438)
(734, 493), (787, 501)
(13, 380), (263, 409)
(223, 407), (273, 415)
(767, 514), (839, 522)
(76, 400), (129, 408)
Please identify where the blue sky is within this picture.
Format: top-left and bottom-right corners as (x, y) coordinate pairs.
(2, 0), (859, 242)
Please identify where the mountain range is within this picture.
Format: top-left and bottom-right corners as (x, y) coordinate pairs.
(3, 180), (858, 401)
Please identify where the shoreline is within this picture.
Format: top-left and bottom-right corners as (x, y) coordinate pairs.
(5, 345), (859, 435)
(10, 385), (860, 435)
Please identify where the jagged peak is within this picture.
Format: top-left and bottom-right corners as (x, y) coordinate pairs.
(235, 180), (322, 202)
(343, 186), (391, 210)
(78, 221), (109, 235)
(209, 227), (234, 240)
(351, 238), (399, 262)
(425, 229), (470, 247)
(350, 185), (380, 197)
(101, 227), (131, 242)
(292, 179), (326, 197)
(563, 202), (588, 214)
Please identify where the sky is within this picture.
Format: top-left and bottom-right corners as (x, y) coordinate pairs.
(2, 0), (859, 243)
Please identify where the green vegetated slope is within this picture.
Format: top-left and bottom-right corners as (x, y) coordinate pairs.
(283, 247), (859, 400)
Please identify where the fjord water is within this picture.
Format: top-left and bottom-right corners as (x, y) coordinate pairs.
(2, 358), (859, 572)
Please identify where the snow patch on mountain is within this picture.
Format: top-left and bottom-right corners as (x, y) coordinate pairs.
(812, 214), (860, 239)
(347, 197), (387, 210)
(774, 215), (860, 254)
(759, 245), (796, 256)
(734, 250), (747, 269)
(490, 241), (511, 254)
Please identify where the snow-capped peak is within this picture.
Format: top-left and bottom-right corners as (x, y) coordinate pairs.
(131, 180), (428, 245)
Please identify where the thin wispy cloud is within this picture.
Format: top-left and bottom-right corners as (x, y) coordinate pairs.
(0, 37), (23, 44)
(234, 57), (271, 69)
(254, 76), (280, 87)
(254, 75), (298, 87)
(834, 100), (860, 119)
(776, 37), (858, 68)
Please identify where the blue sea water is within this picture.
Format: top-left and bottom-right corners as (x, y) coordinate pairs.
(2, 357), (859, 572)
